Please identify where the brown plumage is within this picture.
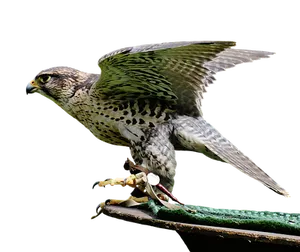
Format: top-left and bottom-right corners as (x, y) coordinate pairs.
(26, 41), (288, 196)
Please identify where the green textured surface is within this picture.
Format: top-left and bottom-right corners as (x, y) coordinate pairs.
(138, 200), (300, 236)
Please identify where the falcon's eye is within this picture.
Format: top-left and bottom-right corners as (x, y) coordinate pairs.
(38, 75), (52, 84)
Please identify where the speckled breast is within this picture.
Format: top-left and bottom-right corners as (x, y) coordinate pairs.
(68, 93), (175, 146)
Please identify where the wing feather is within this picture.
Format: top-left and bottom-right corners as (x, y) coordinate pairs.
(91, 41), (273, 116)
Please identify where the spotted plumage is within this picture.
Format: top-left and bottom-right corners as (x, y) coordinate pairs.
(26, 41), (288, 196)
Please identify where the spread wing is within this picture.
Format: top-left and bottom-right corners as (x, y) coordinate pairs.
(91, 41), (273, 116)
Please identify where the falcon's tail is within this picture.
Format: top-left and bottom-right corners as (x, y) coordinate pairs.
(172, 116), (289, 196)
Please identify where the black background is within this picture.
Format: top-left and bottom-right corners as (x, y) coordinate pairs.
(20, 28), (299, 250)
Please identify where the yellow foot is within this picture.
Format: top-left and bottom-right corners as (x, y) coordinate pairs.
(92, 173), (147, 189)
(91, 196), (149, 219)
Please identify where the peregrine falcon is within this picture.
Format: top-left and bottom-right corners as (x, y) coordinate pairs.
(26, 41), (288, 198)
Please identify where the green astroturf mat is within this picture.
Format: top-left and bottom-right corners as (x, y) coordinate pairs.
(137, 200), (300, 236)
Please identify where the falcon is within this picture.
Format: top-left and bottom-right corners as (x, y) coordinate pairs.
(26, 41), (288, 201)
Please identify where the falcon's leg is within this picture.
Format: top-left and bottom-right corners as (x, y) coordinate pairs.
(129, 123), (177, 196)
(118, 122), (177, 194)
(124, 159), (184, 204)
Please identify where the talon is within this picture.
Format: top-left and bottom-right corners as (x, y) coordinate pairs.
(90, 181), (99, 189)
(91, 199), (113, 219)
(94, 205), (100, 213)
(105, 199), (111, 205)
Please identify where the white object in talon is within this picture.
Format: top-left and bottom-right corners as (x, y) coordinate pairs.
(147, 173), (160, 186)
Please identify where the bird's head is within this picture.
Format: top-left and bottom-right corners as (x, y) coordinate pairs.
(26, 67), (96, 106)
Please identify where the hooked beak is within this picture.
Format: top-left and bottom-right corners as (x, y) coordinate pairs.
(26, 80), (39, 94)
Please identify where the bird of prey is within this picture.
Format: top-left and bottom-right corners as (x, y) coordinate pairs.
(26, 41), (288, 198)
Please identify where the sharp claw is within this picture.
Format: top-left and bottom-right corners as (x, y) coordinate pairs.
(94, 205), (100, 213)
(90, 203), (103, 221)
(90, 181), (99, 189)
(105, 199), (111, 205)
